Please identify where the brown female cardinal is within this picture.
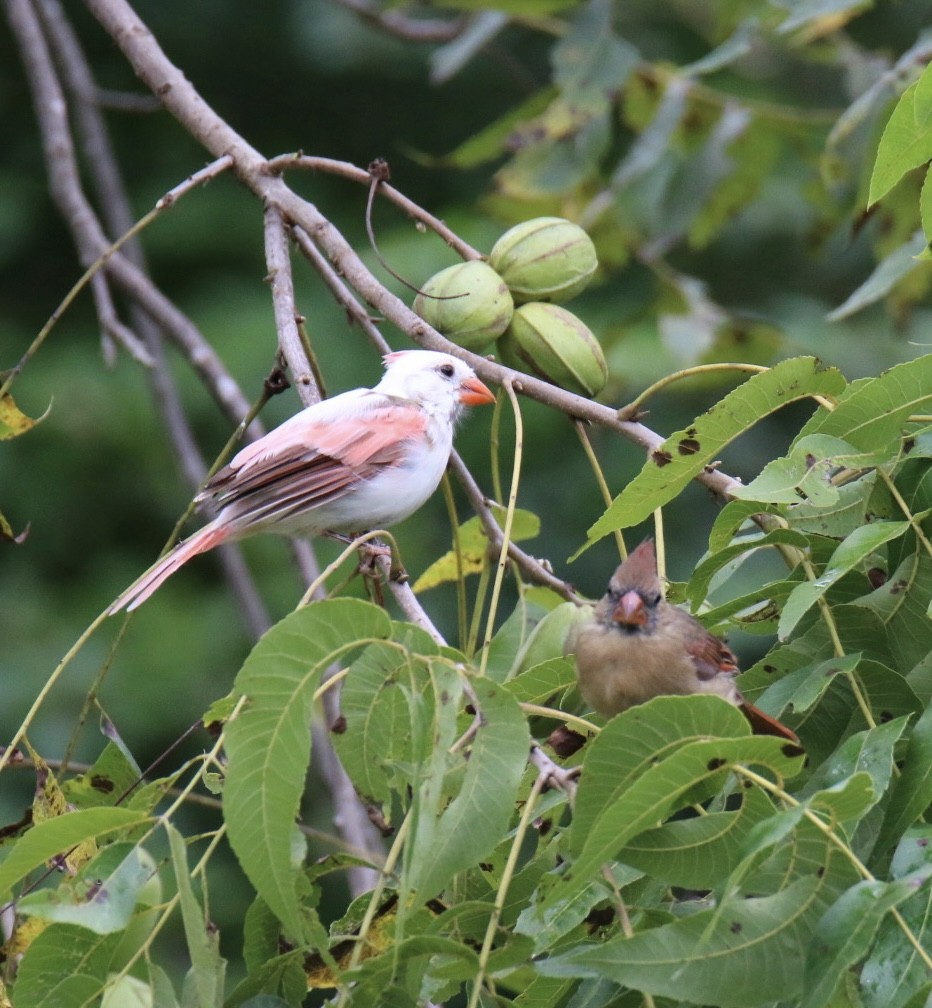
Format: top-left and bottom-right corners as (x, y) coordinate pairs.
(570, 540), (798, 741)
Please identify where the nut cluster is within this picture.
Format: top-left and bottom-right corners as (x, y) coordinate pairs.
(412, 217), (607, 397)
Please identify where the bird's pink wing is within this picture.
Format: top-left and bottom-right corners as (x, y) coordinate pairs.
(202, 399), (428, 527)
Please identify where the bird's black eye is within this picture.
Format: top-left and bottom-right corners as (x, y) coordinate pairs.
(439, 363), (456, 378)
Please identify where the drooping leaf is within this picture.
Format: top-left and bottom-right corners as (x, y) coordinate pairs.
(0, 808), (150, 900)
(869, 60), (932, 206)
(11, 923), (119, 1008)
(873, 701), (932, 867)
(802, 875), (929, 1008)
(539, 874), (827, 1006)
(800, 718), (908, 828)
(64, 740), (142, 809)
(539, 699), (805, 915)
(167, 824), (225, 1008)
(0, 388), (41, 439)
(224, 599), (392, 939)
(332, 641), (431, 813)
(504, 656), (577, 705)
(796, 353), (932, 451)
(620, 786), (777, 889)
(406, 677), (530, 903)
(579, 357), (846, 551)
(731, 434), (890, 506)
(686, 528), (809, 607)
(860, 827), (932, 1008)
(571, 695), (752, 851)
(516, 863), (643, 954)
(17, 843), (152, 935)
(778, 521), (909, 639)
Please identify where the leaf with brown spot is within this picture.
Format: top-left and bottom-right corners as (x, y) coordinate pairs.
(578, 357), (846, 554)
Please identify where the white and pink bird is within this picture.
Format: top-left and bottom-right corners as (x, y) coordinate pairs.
(108, 350), (495, 613)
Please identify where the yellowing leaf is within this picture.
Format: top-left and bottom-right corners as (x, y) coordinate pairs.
(413, 506), (540, 592)
(0, 390), (40, 440)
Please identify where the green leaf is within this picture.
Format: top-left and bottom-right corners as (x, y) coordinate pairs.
(224, 599), (392, 939)
(512, 974), (576, 1006)
(874, 700), (932, 866)
(64, 740), (142, 809)
(732, 434), (890, 506)
(168, 824), (225, 1008)
(778, 522), (910, 639)
(504, 656), (577, 705)
(796, 353), (932, 451)
(101, 973), (153, 1008)
(0, 807), (150, 900)
(753, 654), (862, 717)
(548, 700), (805, 913)
(789, 471), (880, 539)
(686, 528), (809, 607)
(539, 874), (826, 1005)
(17, 843), (152, 934)
(858, 828), (932, 1008)
(516, 864), (642, 953)
(432, 88), (557, 168)
(578, 357), (846, 551)
(332, 641), (430, 813)
(12, 923), (119, 1008)
(869, 61), (932, 206)
(509, 602), (587, 680)
(620, 786), (777, 889)
(802, 875), (928, 1008)
(828, 231), (929, 320)
(148, 962), (180, 1008)
(406, 677), (530, 902)
(801, 718), (907, 826)
(571, 695), (752, 851)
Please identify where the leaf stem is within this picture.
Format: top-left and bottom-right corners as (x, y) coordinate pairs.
(520, 703), (599, 735)
(735, 765), (932, 972)
(624, 363), (770, 417)
(797, 555), (876, 728)
(479, 378), (523, 677)
(440, 472), (469, 650)
(467, 771), (547, 1008)
(879, 467), (932, 558)
(574, 420), (625, 561)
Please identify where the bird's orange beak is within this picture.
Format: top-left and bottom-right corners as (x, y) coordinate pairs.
(613, 590), (648, 627)
(459, 376), (496, 406)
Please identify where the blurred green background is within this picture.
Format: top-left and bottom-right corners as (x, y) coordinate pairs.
(3, 0), (931, 989)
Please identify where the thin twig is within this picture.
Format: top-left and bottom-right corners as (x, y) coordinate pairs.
(263, 205), (320, 405)
(268, 154), (481, 260)
(333, 0), (468, 43)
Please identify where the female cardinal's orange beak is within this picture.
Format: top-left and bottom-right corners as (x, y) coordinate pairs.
(613, 590), (648, 627)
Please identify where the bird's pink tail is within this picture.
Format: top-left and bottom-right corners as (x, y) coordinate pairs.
(107, 523), (230, 614)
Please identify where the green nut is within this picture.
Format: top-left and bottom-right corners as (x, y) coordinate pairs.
(498, 302), (607, 397)
(489, 217), (597, 304)
(413, 260), (513, 352)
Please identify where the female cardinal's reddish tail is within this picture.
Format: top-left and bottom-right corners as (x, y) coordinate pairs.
(570, 540), (799, 743)
(108, 350), (494, 614)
